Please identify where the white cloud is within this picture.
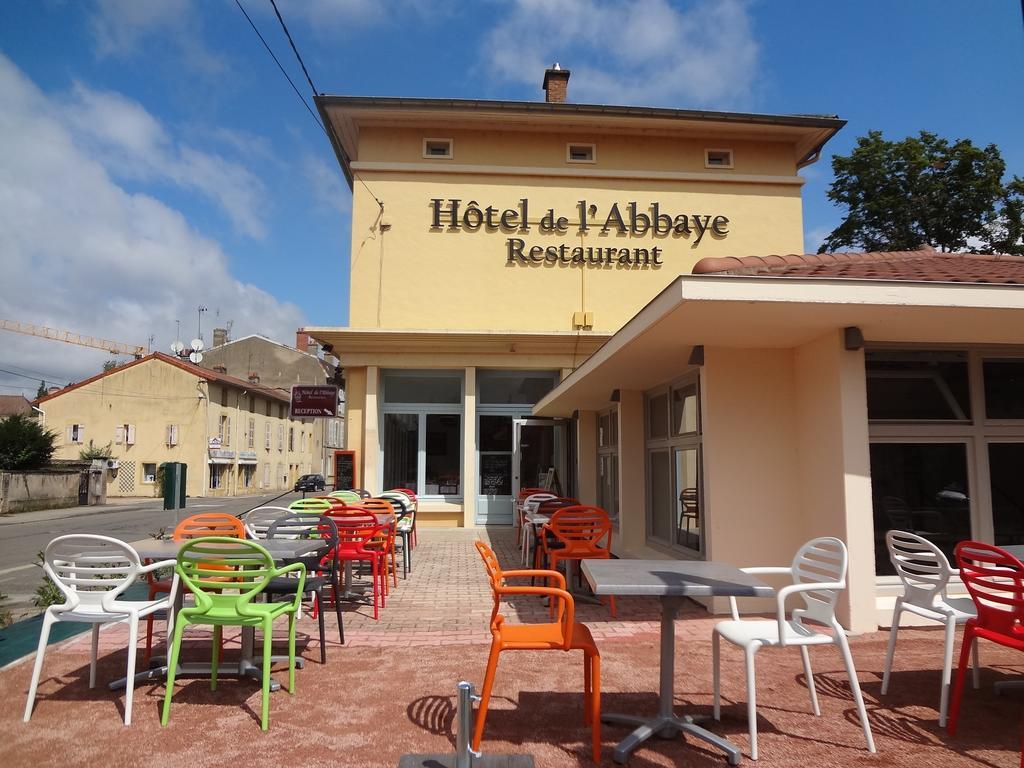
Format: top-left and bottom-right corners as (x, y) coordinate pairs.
(481, 0), (760, 109)
(0, 54), (305, 396)
(804, 223), (835, 254)
(89, 0), (227, 75)
(302, 153), (351, 218)
(271, 0), (448, 33)
(63, 83), (270, 238)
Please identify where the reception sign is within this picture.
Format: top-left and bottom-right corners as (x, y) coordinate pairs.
(290, 385), (339, 417)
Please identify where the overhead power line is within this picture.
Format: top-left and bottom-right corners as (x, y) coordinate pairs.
(269, 0), (318, 96)
(233, 0), (327, 139)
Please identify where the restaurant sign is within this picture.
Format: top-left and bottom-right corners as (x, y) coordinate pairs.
(430, 198), (729, 268)
(290, 385), (339, 418)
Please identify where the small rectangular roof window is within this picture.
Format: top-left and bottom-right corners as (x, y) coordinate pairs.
(567, 143), (596, 163)
(423, 138), (453, 159)
(705, 149), (733, 169)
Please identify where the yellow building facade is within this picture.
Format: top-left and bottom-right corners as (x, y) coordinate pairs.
(308, 71), (843, 528)
(37, 353), (319, 498)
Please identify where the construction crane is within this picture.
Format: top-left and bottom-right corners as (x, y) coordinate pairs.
(0, 319), (146, 359)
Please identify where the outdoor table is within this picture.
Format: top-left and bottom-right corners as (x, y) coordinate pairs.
(522, 511), (549, 567)
(108, 536), (328, 694)
(581, 559), (774, 765)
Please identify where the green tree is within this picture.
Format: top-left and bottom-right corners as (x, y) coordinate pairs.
(79, 442), (114, 461)
(102, 359), (119, 372)
(36, 380), (46, 399)
(820, 130), (1023, 254)
(0, 414), (57, 470)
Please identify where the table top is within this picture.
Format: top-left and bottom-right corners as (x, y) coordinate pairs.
(126, 537), (327, 562)
(582, 559), (774, 598)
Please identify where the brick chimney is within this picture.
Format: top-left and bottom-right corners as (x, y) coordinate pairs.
(296, 330), (319, 356)
(212, 327), (228, 348)
(543, 64), (570, 103)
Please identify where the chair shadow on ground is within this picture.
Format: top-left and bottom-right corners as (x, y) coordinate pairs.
(30, 631), (320, 729)
(407, 693), (458, 745)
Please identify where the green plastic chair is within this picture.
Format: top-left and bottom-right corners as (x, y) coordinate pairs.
(288, 497), (334, 514)
(161, 537), (305, 731)
(328, 490), (362, 504)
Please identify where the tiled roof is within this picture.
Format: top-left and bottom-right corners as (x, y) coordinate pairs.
(0, 395), (33, 416)
(691, 247), (1024, 285)
(34, 352), (290, 405)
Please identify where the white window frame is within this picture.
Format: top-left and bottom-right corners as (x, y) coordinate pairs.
(644, 372), (703, 558)
(704, 148), (734, 169)
(380, 369), (465, 500)
(264, 422), (272, 450)
(597, 407), (619, 529)
(868, 345), (1024, 590)
(248, 417), (255, 449)
(422, 137), (453, 159)
(566, 142), (596, 164)
(142, 463), (157, 483)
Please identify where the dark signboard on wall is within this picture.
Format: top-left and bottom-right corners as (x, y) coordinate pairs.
(334, 450), (356, 491)
(480, 454), (511, 497)
(290, 385), (339, 418)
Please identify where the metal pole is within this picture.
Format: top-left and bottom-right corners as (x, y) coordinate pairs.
(456, 681), (482, 768)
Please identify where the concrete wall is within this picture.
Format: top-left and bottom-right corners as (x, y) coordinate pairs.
(793, 331), (874, 631)
(0, 471), (79, 514)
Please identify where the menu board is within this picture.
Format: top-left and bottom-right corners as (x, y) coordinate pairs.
(334, 450), (356, 491)
(480, 454), (511, 496)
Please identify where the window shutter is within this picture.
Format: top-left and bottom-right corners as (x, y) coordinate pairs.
(115, 425), (125, 444)
(167, 424), (179, 446)
(66, 426), (73, 444)
(126, 424), (136, 445)
(226, 416), (232, 445)
(77, 425), (84, 444)
(264, 423), (271, 449)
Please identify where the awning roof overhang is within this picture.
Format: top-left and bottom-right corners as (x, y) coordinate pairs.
(534, 275), (1024, 416)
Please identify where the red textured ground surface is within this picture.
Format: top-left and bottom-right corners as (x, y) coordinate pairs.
(3, 528), (1021, 767)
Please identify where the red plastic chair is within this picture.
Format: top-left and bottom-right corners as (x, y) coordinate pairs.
(541, 505), (617, 618)
(145, 512), (245, 661)
(947, 540), (1024, 767)
(324, 512), (386, 620)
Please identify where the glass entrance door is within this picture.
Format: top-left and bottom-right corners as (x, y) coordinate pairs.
(514, 418), (567, 501)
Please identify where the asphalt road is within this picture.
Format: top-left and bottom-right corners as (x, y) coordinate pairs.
(0, 491), (307, 621)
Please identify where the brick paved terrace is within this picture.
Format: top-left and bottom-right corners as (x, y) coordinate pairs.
(1, 526), (1021, 767)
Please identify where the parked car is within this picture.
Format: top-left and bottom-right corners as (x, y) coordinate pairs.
(293, 474), (326, 492)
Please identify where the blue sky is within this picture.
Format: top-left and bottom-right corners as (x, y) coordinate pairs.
(1, 0), (1022, 395)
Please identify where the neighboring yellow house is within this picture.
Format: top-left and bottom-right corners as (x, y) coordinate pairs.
(306, 66), (843, 528)
(36, 353), (319, 498)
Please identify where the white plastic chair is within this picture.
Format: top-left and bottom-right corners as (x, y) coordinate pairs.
(244, 506), (292, 539)
(23, 535), (176, 726)
(711, 537), (876, 761)
(520, 492), (557, 565)
(881, 530), (980, 726)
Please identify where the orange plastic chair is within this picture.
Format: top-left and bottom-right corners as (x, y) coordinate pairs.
(144, 512), (245, 660)
(473, 540), (601, 763)
(357, 498), (399, 590)
(541, 506), (616, 618)
(531, 497), (580, 570)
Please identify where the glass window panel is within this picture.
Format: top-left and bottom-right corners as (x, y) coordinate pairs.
(609, 411), (618, 445)
(480, 454), (511, 496)
(384, 374), (461, 404)
(866, 351), (970, 421)
(648, 393), (669, 440)
(674, 448), (701, 551)
(648, 450), (672, 541)
(990, 443), (1024, 546)
(983, 360), (1024, 420)
(425, 414), (461, 495)
(598, 454), (619, 525)
(598, 413), (611, 448)
(479, 371), (557, 404)
(383, 413), (418, 492)
(479, 415), (512, 452)
(672, 384), (699, 435)
(870, 442), (970, 575)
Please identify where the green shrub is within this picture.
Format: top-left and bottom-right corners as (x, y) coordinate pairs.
(0, 414), (57, 471)
(0, 589), (12, 628)
(32, 550), (64, 608)
(79, 442), (115, 461)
